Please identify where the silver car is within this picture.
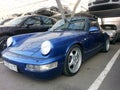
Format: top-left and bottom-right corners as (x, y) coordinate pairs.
(101, 24), (119, 44)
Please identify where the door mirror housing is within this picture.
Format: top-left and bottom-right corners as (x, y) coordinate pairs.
(89, 27), (99, 32)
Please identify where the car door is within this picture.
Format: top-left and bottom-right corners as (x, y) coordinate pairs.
(84, 19), (103, 57)
(88, 19), (103, 52)
(22, 16), (54, 33)
(21, 16), (44, 33)
(14, 16), (42, 34)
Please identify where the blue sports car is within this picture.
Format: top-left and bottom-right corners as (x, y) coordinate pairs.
(2, 16), (110, 79)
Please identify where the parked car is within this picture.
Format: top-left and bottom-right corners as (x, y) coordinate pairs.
(0, 15), (56, 52)
(0, 18), (13, 25)
(2, 16), (110, 79)
(88, 0), (120, 11)
(101, 24), (120, 43)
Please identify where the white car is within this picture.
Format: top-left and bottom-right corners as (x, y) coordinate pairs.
(101, 24), (119, 44)
(88, 0), (120, 11)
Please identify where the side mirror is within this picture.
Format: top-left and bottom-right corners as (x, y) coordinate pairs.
(89, 27), (99, 32)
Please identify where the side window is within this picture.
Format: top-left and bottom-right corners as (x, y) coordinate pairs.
(23, 17), (41, 27)
(68, 20), (85, 30)
(90, 20), (99, 27)
(41, 16), (53, 25)
(89, 19), (100, 32)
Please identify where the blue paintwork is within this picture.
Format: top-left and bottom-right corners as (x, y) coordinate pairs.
(2, 17), (109, 79)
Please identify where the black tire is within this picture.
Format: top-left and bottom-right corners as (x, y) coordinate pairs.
(111, 35), (117, 44)
(63, 45), (82, 76)
(102, 39), (110, 52)
(111, 39), (116, 44)
(0, 36), (10, 52)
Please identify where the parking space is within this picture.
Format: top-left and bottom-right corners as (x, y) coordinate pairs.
(0, 0), (120, 90)
(99, 53), (120, 90)
(0, 42), (119, 90)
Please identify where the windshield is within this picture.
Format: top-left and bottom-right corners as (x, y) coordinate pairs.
(0, 18), (12, 25)
(4, 16), (27, 26)
(49, 18), (85, 31)
(101, 25), (117, 30)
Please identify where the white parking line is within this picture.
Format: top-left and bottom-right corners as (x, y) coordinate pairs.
(88, 48), (120, 90)
(0, 61), (3, 64)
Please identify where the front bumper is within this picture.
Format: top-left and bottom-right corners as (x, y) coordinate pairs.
(109, 36), (116, 42)
(109, 37), (114, 41)
(2, 51), (65, 79)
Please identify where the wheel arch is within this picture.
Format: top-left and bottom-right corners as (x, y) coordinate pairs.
(65, 42), (84, 57)
(103, 33), (110, 42)
(0, 33), (12, 51)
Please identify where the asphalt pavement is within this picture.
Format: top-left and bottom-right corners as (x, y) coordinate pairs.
(0, 42), (120, 90)
(99, 54), (120, 90)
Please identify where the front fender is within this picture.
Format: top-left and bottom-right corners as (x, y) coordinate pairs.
(50, 36), (84, 58)
(65, 41), (83, 55)
(103, 32), (110, 42)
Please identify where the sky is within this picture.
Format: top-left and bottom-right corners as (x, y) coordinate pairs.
(0, 0), (89, 18)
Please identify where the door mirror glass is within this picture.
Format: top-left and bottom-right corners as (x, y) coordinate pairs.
(89, 27), (99, 32)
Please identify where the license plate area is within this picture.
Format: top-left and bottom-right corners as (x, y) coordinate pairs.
(4, 61), (18, 72)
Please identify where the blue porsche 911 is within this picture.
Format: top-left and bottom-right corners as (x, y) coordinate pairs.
(2, 16), (110, 79)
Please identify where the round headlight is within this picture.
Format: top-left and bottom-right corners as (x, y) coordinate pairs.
(41, 41), (52, 55)
(7, 37), (13, 47)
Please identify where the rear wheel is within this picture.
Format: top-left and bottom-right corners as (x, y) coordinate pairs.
(63, 45), (82, 76)
(102, 39), (110, 52)
(0, 36), (9, 52)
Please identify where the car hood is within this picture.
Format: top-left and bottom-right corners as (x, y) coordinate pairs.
(104, 30), (116, 37)
(9, 31), (86, 57)
(104, 30), (116, 33)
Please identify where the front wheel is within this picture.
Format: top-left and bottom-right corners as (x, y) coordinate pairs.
(102, 39), (110, 52)
(0, 36), (9, 52)
(111, 39), (116, 44)
(63, 45), (82, 76)
(111, 35), (117, 44)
